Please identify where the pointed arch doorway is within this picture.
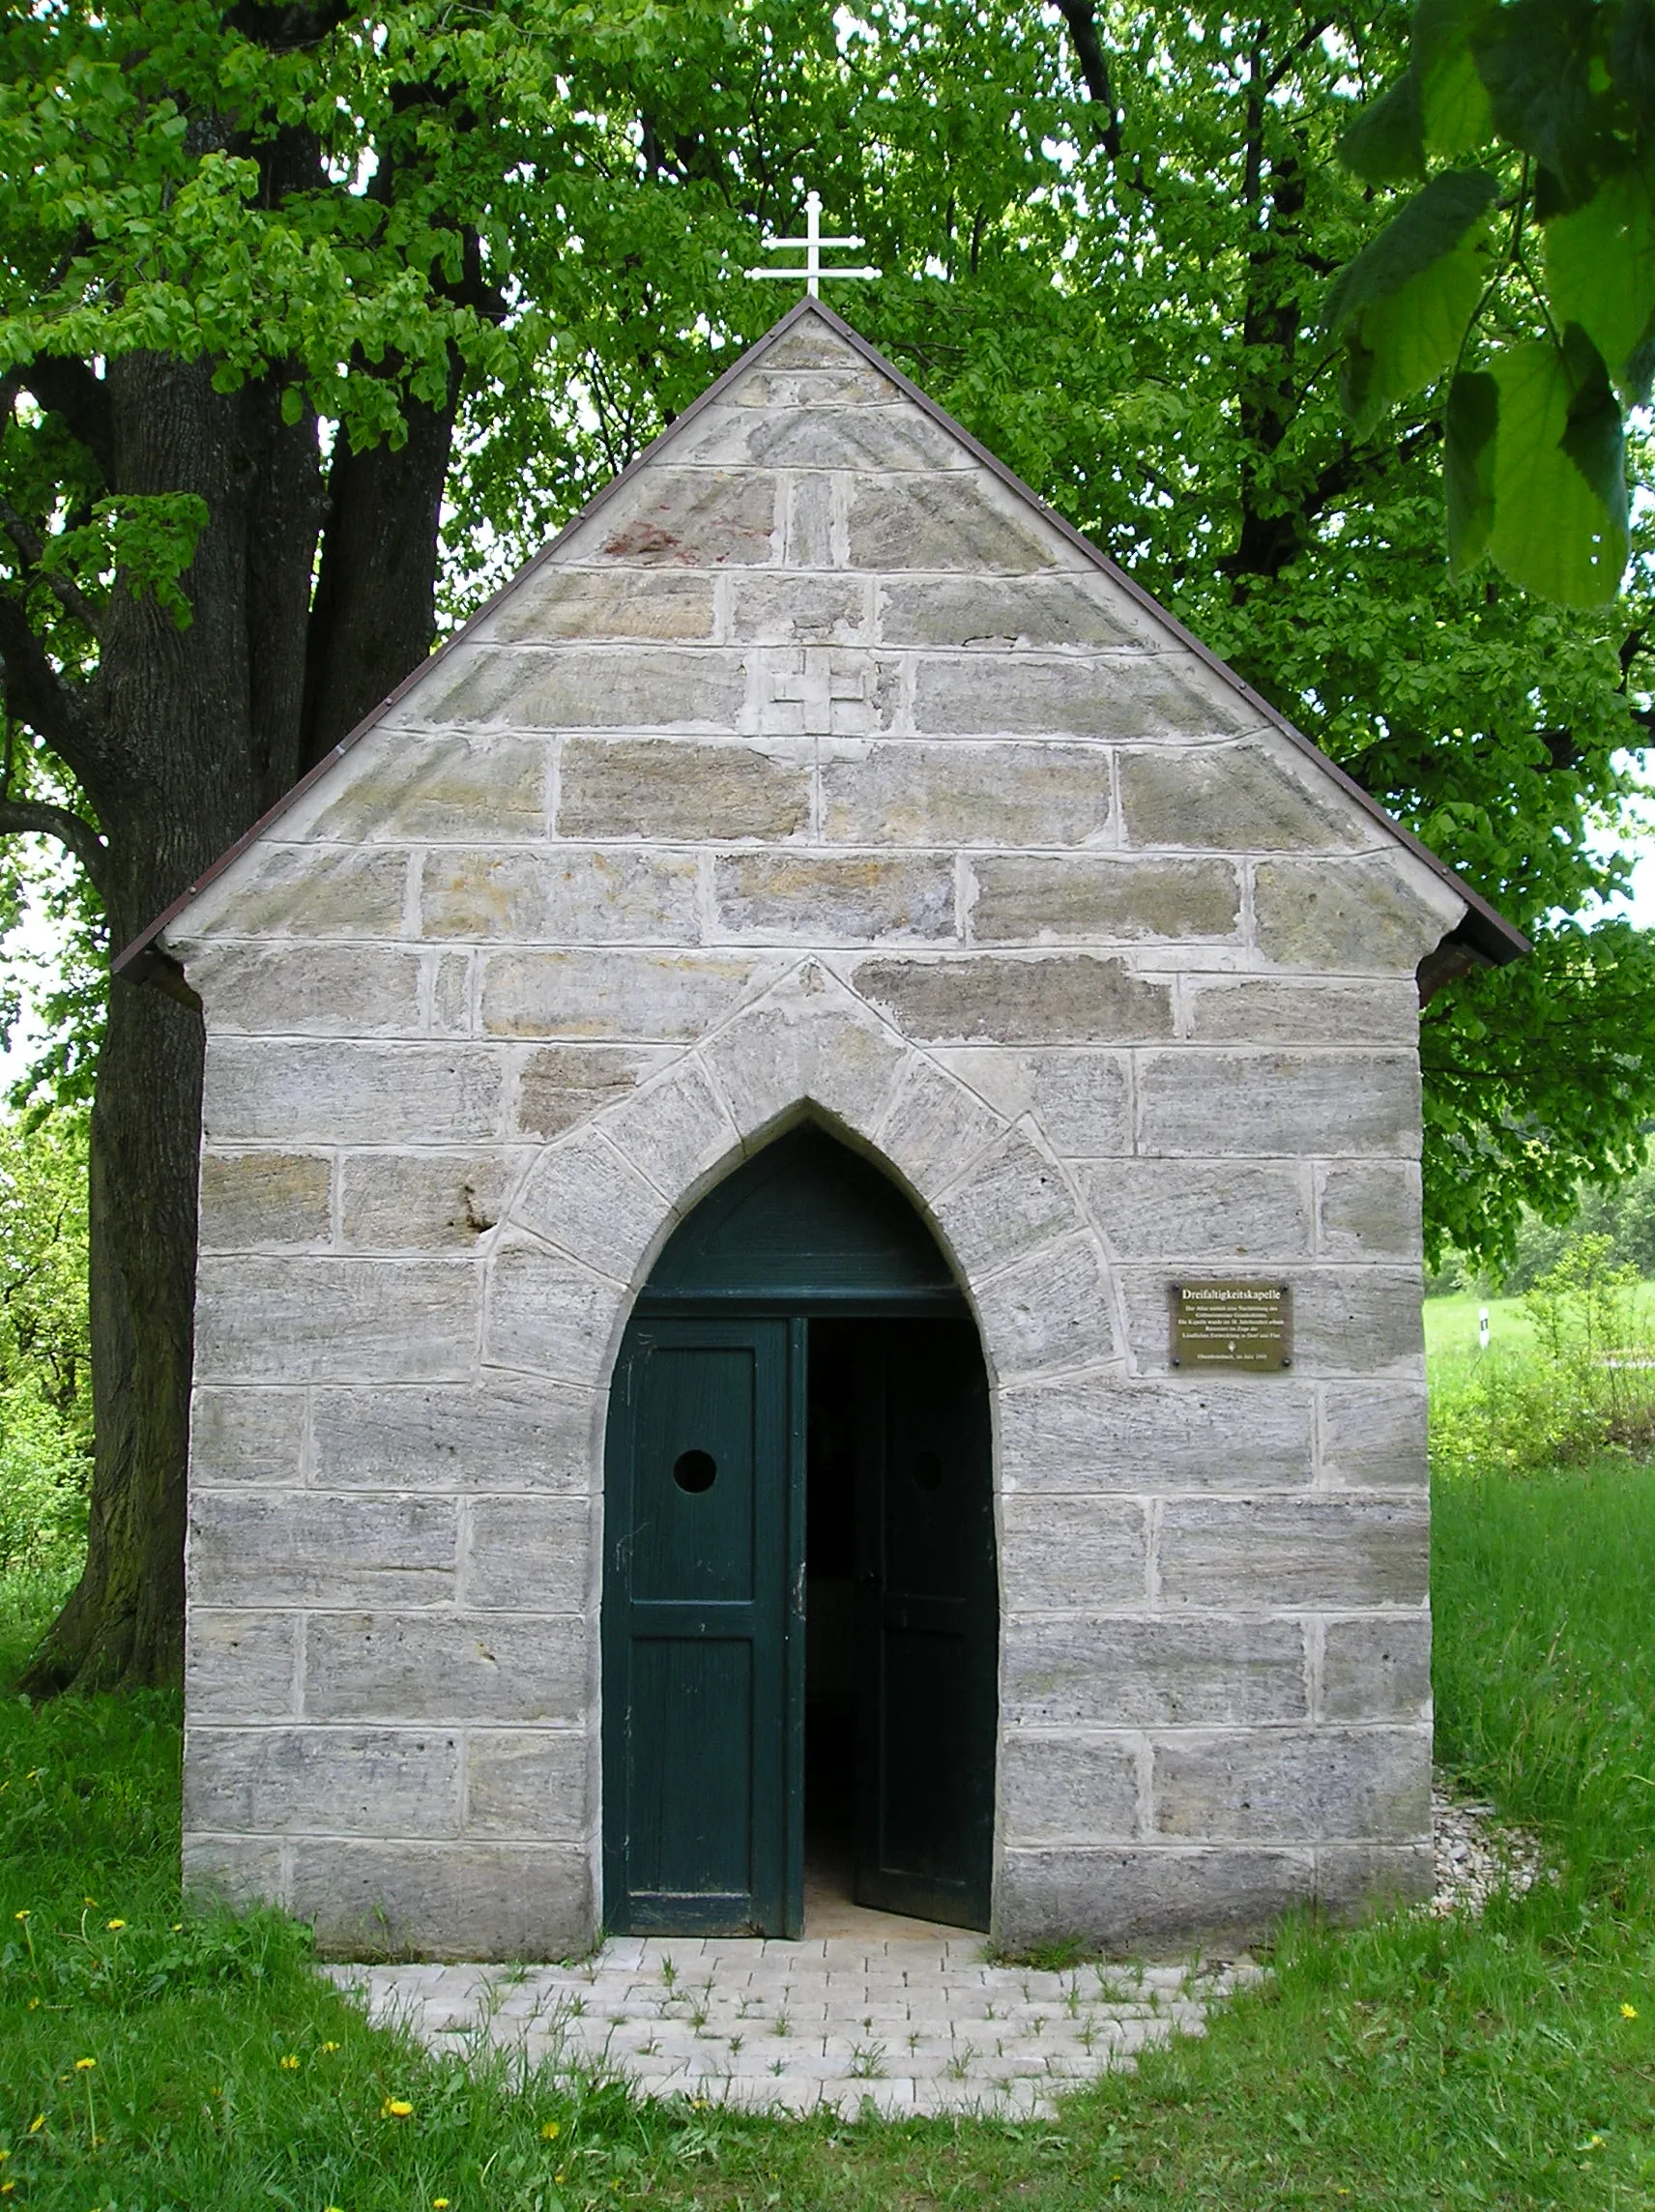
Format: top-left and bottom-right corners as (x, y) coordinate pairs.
(601, 1124), (998, 1938)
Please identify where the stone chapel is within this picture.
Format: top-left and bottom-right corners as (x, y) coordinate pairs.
(116, 298), (1525, 1960)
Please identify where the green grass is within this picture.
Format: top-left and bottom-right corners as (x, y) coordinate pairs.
(1423, 1291), (1540, 1364)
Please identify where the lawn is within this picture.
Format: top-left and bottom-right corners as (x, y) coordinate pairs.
(3, 1418), (1654, 2205)
(1423, 1291), (1540, 1364)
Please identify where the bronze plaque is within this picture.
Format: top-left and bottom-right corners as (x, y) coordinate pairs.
(1170, 1281), (1292, 1371)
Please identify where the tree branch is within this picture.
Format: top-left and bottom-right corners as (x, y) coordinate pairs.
(0, 796), (108, 895)
(17, 357), (114, 480)
(1054, 0), (1124, 161)
(0, 500), (101, 634)
(0, 594), (106, 790)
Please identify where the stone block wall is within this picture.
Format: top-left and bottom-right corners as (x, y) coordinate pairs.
(165, 307), (1461, 1958)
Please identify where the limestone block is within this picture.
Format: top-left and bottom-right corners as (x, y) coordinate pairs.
(1255, 854), (1461, 974)
(187, 945), (425, 1037)
(183, 1833), (287, 1910)
(819, 741), (1113, 849)
(1320, 1382), (1429, 1489)
(996, 1050), (1132, 1156)
(1118, 1266), (1424, 1377)
(727, 575), (869, 644)
(414, 643), (749, 733)
(190, 1387), (307, 1487)
(999, 1732), (1142, 1845)
(784, 474), (834, 568)
(995, 1844), (1312, 1952)
(462, 1497), (592, 1610)
(310, 731), (549, 842)
(599, 1057), (738, 1203)
(483, 568), (714, 643)
(512, 1043), (672, 1138)
(877, 572), (1158, 651)
(186, 1610), (300, 1719)
(209, 845), (409, 938)
(914, 654), (1247, 741)
(1001, 1497), (1149, 1611)
(700, 987), (908, 1143)
(733, 361), (902, 406)
(1321, 1615), (1433, 1721)
(203, 1040), (504, 1145)
(974, 1233), (1117, 1380)
(594, 469), (779, 568)
(485, 1235), (623, 1385)
(1315, 1844), (1434, 1918)
(303, 1612), (586, 1724)
(198, 1153), (332, 1251)
(1135, 1049), (1421, 1157)
(1181, 975), (1421, 1046)
(875, 1059), (1004, 1197)
(1118, 741), (1369, 853)
(672, 401), (966, 471)
(969, 857), (1240, 945)
(479, 949), (761, 1041)
(289, 1838), (595, 1960)
(1082, 1159), (1311, 1261)
(557, 737), (810, 842)
(998, 1376), (1314, 1492)
(337, 1151), (514, 1251)
(194, 1256), (479, 1383)
(189, 1493), (456, 1606)
(1002, 1616), (1308, 1728)
(1318, 1162), (1423, 1259)
(311, 1378), (595, 1492)
(855, 955), (1174, 1045)
(1157, 1498), (1429, 1610)
(846, 474), (1058, 573)
(713, 854), (956, 943)
(419, 847), (700, 942)
(186, 1725), (462, 1837)
(432, 950), (472, 1034)
(465, 1731), (590, 1839)
(760, 322), (863, 371)
(510, 1130), (666, 1279)
(1151, 1727), (1430, 1844)
(931, 1130), (1077, 1277)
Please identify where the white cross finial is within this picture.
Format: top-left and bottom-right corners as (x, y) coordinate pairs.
(745, 191), (881, 298)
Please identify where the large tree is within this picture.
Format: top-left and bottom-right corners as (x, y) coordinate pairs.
(2, 0), (1651, 1691)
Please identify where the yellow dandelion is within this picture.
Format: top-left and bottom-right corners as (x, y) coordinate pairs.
(320, 2040), (340, 2053)
(1622, 2002), (1639, 2020)
(82, 1897), (97, 1908)
(555, 2173), (566, 2187)
(27, 1997), (40, 2010)
(541, 2120), (561, 2140)
(171, 1923), (184, 1933)
(1, 2184), (13, 2198)
(382, 2097), (415, 2119)
(74, 2058), (97, 2072)
(434, 2200), (451, 2209)
(13, 1909), (28, 1921)
(27, 2116), (44, 2135)
(279, 2054), (300, 2071)
(105, 1919), (126, 1932)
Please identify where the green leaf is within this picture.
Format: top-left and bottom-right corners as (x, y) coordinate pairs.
(1558, 321), (1630, 539)
(1545, 159), (1655, 389)
(1324, 169), (1498, 335)
(1471, 0), (1611, 207)
(1610, 0), (1655, 129)
(1339, 68), (1426, 185)
(1343, 243), (1487, 433)
(1445, 366), (1498, 570)
(1416, 0), (1497, 153)
(1489, 336), (1630, 605)
(278, 383), (304, 427)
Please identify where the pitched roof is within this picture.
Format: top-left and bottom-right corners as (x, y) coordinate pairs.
(113, 295), (1526, 987)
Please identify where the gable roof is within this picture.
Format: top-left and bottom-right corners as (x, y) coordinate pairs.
(113, 295), (1526, 989)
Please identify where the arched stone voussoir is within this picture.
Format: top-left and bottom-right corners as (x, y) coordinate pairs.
(697, 960), (913, 1149)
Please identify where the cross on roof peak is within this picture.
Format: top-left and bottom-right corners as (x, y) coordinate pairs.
(745, 191), (881, 299)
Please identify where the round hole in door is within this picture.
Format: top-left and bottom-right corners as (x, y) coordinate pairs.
(673, 1448), (717, 1494)
(914, 1449), (944, 1493)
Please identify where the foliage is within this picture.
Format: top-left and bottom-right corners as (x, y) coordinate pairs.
(1331, 0), (1651, 606)
(0, 1107), (91, 1577)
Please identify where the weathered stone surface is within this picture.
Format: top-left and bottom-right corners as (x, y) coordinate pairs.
(995, 1845), (1312, 1952)
(1255, 854), (1460, 973)
(599, 1057), (738, 1204)
(1320, 1615), (1433, 1720)
(1082, 1159), (1311, 1261)
(933, 1130), (1077, 1277)
(204, 1041), (504, 1144)
(199, 1152), (332, 1250)
(484, 1235), (622, 1384)
(1318, 1161), (1423, 1259)
(291, 1839), (595, 1960)
(1118, 741), (1369, 852)
(999, 1732), (1142, 1845)
(338, 1151), (513, 1251)
(186, 1610), (300, 1718)
(1119, 1266), (1424, 1378)
(595, 469), (778, 568)
(726, 575), (868, 644)
(733, 360), (902, 406)
(480, 949), (760, 1041)
(1157, 1498), (1429, 1609)
(1320, 1382), (1429, 1489)
(1006, 1050), (1133, 1155)
(714, 854), (956, 943)
(465, 1732), (589, 1838)
(1315, 1844), (1434, 1918)
(191, 1387), (307, 1487)
(1181, 975), (1421, 1046)
(512, 1043), (668, 1138)
(998, 1377), (1314, 1492)
(820, 741), (1114, 849)
(431, 950), (472, 1034)
(183, 1834), (287, 1909)
(415, 644), (748, 732)
(761, 322), (863, 371)
(188, 945), (425, 1036)
(915, 654), (1247, 740)
(700, 988), (908, 1144)
(675, 401), (967, 471)
(420, 847), (700, 941)
(510, 1130), (665, 1281)
(558, 738), (810, 842)
(1151, 1728), (1430, 1843)
(189, 1493), (456, 1606)
(1001, 1497), (1148, 1611)
(1136, 1050), (1421, 1157)
(311, 1378), (595, 1492)
(877, 572), (1157, 651)
(186, 1726), (462, 1837)
(970, 857), (1240, 945)
(975, 1233), (1118, 1380)
(463, 1498), (592, 1611)
(855, 955), (1174, 1044)
(304, 1612), (586, 1723)
(194, 1257), (479, 1382)
(210, 845), (409, 938)
(485, 568), (714, 643)
(847, 472), (1059, 572)
(875, 1059), (1004, 1197)
(1002, 1616), (1308, 1728)
(784, 474), (834, 568)
(312, 732), (549, 842)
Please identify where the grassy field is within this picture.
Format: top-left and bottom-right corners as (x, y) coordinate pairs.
(3, 1412), (1655, 2203)
(1423, 1291), (1540, 1363)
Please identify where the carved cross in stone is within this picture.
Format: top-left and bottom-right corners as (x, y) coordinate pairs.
(771, 648), (870, 734)
(745, 191), (881, 299)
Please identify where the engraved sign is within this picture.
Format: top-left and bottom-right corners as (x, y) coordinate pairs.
(1170, 1281), (1292, 1371)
